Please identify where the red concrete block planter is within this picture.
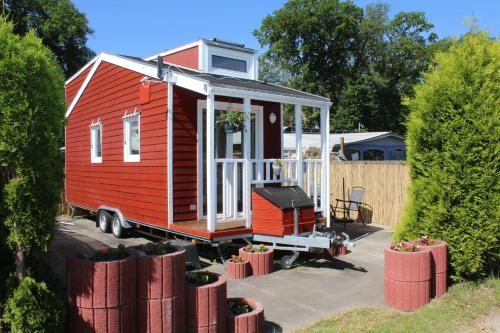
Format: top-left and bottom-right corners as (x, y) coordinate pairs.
(137, 296), (185, 333)
(384, 278), (431, 312)
(239, 248), (273, 276)
(384, 245), (431, 312)
(67, 255), (137, 309)
(67, 302), (132, 333)
(129, 247), (186, 300)
(227, 298), (265, 333)
(419, 241), (448, 298)
(186, 273), (227, 333)
(227, 260), (251, 279)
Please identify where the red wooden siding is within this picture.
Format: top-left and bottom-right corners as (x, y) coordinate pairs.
(65, 65), (93, 108)
(163, 46), (199, 70)
(172, 86), (203, 222)
(65, 61), (169, 227)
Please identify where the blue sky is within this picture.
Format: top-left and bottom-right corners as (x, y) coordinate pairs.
(72, 0), (500, 58)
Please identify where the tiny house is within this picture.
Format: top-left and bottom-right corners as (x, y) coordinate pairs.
(65, 38), (331, 242)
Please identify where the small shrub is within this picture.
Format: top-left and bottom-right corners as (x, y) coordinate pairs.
(139, 241), (177, 255)
(82, 244), (128, 262)
(242, 244), (268, 253)
(227, 299), (253, 316)
(390, 242), (419, 252)
(186, 270), (218, 286)
(2, 277), (64, 333)
(228, 255), (246, 263)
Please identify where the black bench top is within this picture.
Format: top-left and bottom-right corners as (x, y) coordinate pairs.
(253, 186), (314, 210)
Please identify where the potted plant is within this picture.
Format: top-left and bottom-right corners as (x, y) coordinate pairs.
(384, 242), (432, 312)
(239, 245), (273, 276)
(216, 109), (252, 133)
(186, 270), (227, 333)
(226, 255), (251, 279)
(129, 241), (186, 333)
(272, 159), (283, 176)
(67, 244), (137, 332)
(226, 298), (264, 333)
(414, 236), (448, 298)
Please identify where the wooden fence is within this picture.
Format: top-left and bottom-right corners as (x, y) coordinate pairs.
(329, 160), (410, 226)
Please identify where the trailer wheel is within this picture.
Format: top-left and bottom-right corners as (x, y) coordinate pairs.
(98, 210), (112, 233)
(280, 255), (294, 270)
(111, 213), (124, 239)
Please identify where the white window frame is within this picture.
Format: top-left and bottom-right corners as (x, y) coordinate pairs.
(123, 111), (141, 162)
(206, 46), (257, 79)
(90, 120), (102, 164)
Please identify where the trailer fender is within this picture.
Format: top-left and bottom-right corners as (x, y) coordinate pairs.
(97, 206), (132, 229)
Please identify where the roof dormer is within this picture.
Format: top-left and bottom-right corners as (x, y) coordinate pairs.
(145, 38), (259, 80)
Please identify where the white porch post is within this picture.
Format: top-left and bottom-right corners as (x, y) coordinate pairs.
(167, 83), (174, 226)
(243, 98), (252, 228)
(206, 92), (216, 232)
(320, 104), (331, 226)
(295, 104), (303, 187)
(280, 103), (284, 159)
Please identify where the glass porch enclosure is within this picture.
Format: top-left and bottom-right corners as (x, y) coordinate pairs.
(200, 93), (331, 233)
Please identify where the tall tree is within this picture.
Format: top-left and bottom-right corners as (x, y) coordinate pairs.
(255, 0), (437, 133)
(2, 0), (94, 77)
(0, 18), (65, 281)
(394, 32), (499, 281)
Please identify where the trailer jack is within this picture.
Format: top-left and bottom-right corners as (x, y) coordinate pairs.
(280, 251), (300, 270)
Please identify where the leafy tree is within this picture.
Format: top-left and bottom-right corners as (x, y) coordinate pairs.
(394, 32), (499, 281)
(2, 0), (94, 77)
(255, 1), (437, 133)
(2, 277), (64, 333)
(0, 18), (65, 281)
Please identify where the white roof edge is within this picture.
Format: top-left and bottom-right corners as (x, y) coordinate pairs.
(144, 39), (202, 61)
(65, 54), (99, 85)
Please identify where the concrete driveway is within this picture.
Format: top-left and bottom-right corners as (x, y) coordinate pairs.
(50, 215), (392, 332)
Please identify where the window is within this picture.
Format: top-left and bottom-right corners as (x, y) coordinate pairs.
(389, 149), (405, 160)
(344, 148), (361, 161)
(363, 149), (385, 160)
(90, 122), (102, 163)
(211, 55), (246, 72)
(124, 114), (140, 162)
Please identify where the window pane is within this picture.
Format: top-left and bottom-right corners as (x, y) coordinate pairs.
(95, 128), (102, 157)
(390, 149), (405, 160)
(212, 55), (246, 72)
(129, 120), (139, 155)
(344, 148), (360, 161)
(363, 149), (385, 160)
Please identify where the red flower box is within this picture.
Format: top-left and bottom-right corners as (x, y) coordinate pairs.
(227, 298), (265, 333)
(416, 240), (447, 298)
(130, 245), (186, 333)
(227, 260), (251, 279)
(384, 245), (431, 311)
(239, 247), (273, 276)
(186, 273), (227, 333)
(66, 253), (137, 332)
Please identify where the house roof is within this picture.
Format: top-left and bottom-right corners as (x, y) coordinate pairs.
(120, 55), (330, 103)
(65, 52), (330, 118)
(283, 132), (404, 151)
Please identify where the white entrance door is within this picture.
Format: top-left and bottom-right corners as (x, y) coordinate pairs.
(197, 100), (263, 220)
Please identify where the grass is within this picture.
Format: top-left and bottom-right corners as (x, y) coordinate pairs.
(295, 278), (500, 333)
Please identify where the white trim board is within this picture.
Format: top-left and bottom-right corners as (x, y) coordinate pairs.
(65, 54), (99, 85)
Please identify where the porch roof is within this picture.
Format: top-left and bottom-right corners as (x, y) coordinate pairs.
(119, 55), (330, 105)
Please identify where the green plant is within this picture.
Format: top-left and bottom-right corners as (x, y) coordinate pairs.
(0, 18), (66, 281)
(274, 159), (283, 167)
(82, 244), (128, 262)
(243, 244), (268, 253)
(186, 270), (218, 286)
(2, 277), (64, 333)
(390, 242), (419, 252)
(139, 241), (176, 255)
(216, 109), (253, 131)
(394, 32), (499, 281)
(228, 255), (246, 263)
(414, 236), (440, 246)
(227, 299), (253, 316)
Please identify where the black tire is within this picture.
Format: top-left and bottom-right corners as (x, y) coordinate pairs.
(111, 213), (124, 239)
(98, 210), (112, 233)
(280, 255), (294, 270)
